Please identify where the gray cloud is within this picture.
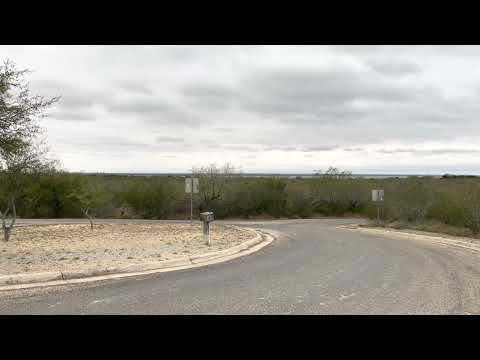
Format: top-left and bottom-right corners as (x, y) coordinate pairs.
(377, 148), (480, 155)
(34, 80), (108, 122)
(57, 136), (158, 153)
(234, 68), (424, 128)
(369, 60), (422, 77)
(343, 147), (365, 152)
(210, 127), (234, 133)
(156, 136), (184, 143)
(377, 148), (416, 154)
(34, 80), (107, 108)
(118, 81), (153, 95)
(107, 101), (172, 115)
(106, 99), (202, 127)
(202, 144), (338, 153)
(6, 45), (480, 173)
(183, 84), (237, 109)
(52, 110), (97, 122)
(266, 145), (339, 152)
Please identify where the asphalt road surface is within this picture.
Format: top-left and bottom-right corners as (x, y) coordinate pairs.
(1, 218), (480, 314)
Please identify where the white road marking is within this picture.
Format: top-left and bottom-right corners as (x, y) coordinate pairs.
(88, 299), (106, 305)
(339, 293), (356, 301)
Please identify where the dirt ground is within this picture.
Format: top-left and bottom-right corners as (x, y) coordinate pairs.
(0, 223), (255, 275)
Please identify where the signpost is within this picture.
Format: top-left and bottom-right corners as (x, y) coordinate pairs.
(371, 189), (384, 222)
(185, 177), (199, 221)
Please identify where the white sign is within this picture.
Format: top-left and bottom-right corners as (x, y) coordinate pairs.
(185, 178), (199, 194)
(372, 189), (384, 202)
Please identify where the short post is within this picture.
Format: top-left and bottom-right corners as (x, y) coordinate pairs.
(203, 221), (210, 245)
(200, 211), (214, 246)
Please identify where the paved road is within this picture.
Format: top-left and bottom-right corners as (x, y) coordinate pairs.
(1, 218), (480, 314)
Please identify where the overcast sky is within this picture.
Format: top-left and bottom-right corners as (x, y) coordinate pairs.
(2, 45), (480, 174)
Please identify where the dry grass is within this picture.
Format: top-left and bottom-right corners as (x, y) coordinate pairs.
(0, 223), (255, 275)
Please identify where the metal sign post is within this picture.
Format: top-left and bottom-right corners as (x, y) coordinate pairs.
(371, 189), (384, 223)
(185, 177), (199, 221)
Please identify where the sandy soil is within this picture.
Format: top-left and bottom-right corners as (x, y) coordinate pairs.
(0, 223), (255, 275)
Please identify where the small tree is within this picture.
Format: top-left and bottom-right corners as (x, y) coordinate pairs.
(0, 142), (58, 241)
(0, 59), (59, 241)
(68, 178), (107, 230)
(311, 167), (353, 215)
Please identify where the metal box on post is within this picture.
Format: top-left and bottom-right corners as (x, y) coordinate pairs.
(200, 212), (214, 223)
(200, 212), (214, 245)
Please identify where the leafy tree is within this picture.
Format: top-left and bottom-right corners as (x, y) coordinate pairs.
(67, 177), (109, 230)
(0, 142), (58, 241)
(0, 60), (59, 241)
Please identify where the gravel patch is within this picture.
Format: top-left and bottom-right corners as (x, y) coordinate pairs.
(0, 223), (255, 275)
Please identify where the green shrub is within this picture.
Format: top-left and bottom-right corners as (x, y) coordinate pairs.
(121, 180), (179, 219)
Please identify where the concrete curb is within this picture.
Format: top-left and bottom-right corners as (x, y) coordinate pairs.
(338, 224), (480, 254)
(0, 228), (274, 291)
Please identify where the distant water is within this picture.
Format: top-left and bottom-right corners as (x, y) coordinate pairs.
(78, 172), (438, 179)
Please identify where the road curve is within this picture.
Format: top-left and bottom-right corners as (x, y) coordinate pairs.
(1, 218), (480, 314)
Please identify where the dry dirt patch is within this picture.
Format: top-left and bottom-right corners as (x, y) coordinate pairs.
(0, 223), (255, 275)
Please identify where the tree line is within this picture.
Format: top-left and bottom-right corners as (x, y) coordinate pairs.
(3, 170), (480, 237)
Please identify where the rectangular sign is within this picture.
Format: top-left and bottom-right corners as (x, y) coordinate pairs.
(372, 189), (384, 202)
(185, 178), (199, 194)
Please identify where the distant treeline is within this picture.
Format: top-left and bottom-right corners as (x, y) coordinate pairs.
(2, 172), (480, 236)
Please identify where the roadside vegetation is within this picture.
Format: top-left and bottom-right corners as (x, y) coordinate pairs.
(3, 168), (480, 238)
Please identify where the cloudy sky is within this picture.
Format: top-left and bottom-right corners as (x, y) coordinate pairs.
(2, 45), (480, 174)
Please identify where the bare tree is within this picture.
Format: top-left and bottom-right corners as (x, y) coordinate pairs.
(191, 162), (239, 212)
(314, 167), (352, 179)
(0, 59), (59, 241)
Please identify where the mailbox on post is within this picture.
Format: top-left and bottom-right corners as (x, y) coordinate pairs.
(200, 212), (214, 245)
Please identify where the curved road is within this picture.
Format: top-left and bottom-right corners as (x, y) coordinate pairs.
(1, 218), (480, 314)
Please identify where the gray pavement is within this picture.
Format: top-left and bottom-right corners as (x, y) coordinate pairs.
(1, 218), (480, 314)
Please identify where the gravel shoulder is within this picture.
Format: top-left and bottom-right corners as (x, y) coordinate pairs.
(0, 223), (255, 275)
(340, 224), (480, 254)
